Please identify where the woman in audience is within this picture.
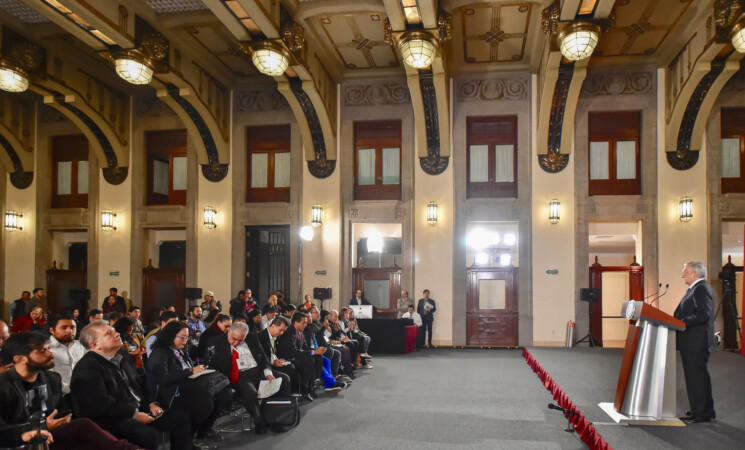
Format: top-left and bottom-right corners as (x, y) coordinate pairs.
(102, 295), (123, 315)
(246, 309), (262, 334)
(114, 317), (145, 369)
(11, 307), (46, 333)
(147, 321), (229, 441)
(262, 294), (279, 315)
(196, 314), (232, 363)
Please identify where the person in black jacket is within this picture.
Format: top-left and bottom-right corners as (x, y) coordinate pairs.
(212, 322), (291, 434)
(147, 321), (229, 441)
(197, 314), (232, 362)
(417, 289), (437, 348)
(1, 331), (138, 449)
(257, 317), (297, 391)
(71, 320), (194, 450)
(675, 262), (716, 423)
(276, 312), (325, 402)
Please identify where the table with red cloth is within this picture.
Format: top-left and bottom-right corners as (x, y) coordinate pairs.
(356, 319), (417, 354)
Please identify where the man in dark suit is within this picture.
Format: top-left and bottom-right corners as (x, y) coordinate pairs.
(212, 321), (291, 434)
(257, 317), (297, 391)
(102, 287), (127, 314)
(674, 261), (716, 423)
(71, 320), (193, 449)
(276, 312), (326, 401)
(348, 289), (377, 316)
(417, 289), (437, 348)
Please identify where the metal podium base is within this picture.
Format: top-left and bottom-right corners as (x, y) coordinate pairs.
(598, 402), (684, 426)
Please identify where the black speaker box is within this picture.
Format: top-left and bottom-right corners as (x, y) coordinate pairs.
(184, 287), (203, 300)
(579, 288), (601, 301)
(313, 287), (332, 300)
(69, 289), (91, 300)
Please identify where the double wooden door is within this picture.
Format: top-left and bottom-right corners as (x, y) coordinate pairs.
(46, 265), (88, 314)
(466, 267), (518, 346)
(142, 266), (185, 325)
(352, 267), (401, 318)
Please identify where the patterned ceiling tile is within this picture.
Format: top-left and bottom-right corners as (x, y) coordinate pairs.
(316, 12), (399, 70)
(593, 0), (693, 57)
(0, 0), (49, 23)
(146, 0), (209, 14)
(461, 3), (532, 64)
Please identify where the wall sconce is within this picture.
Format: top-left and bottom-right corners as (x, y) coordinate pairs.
(549, 199), (561, 224)
(427, 201), (438, 225)
(203, 206), (217, 229)
(679, 196), (693, 222)
(5, 210), (22, 232)
(101, 209), (117, 231)
(311, 204), (323, 228)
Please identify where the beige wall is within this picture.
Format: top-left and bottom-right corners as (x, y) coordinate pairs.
(4, 177), (36, 303)
(97, 169), (132, 304)
(197, 165), (233, 303)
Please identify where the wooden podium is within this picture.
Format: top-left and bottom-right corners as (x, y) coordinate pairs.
(613, 300), (686, 420)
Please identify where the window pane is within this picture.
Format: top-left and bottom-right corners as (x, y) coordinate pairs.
(153, 159), (169, 195)
(616, 141), (636, 180)
(251, 153), (268, 188)
(590, 141), (610, 180)
(382, 147), (400, 184)
(274, 152), (291, 188)
(57, 161), (72, 195)
(469, 145), (488, 182)
(722, 137), (740, 178)
(494, 144), (514, 182)
(77, 160), (89, 194)
(358, 148), (375, 185)
(172, 156), (187, 190)
(479, 279), (506, 310)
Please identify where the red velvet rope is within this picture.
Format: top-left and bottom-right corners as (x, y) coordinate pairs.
(522, 348), (611, 450)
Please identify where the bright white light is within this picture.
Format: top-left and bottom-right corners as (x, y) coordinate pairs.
(499, 253), (512, 266)
(475, 252), (490, 266)
(252, 46), (290, 77)
(399, 34), (437, 69)
(732, 22), (745, 53)
(487, 232), (500, 246)
(115, 56), (154, 85)
(367, 233), (383, 253)
(468, 229), (489, 250)
(558, 23), (600, 61)
(0, 66), (29, 92)
(300, 226), (314, 241)
(503, 233), (516, 246)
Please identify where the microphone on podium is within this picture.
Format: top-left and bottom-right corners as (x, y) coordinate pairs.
(643, 283), (662, 303)
(650, 284), (669, 307)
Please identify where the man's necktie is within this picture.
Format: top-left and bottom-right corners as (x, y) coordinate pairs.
(231, 349), (240, 384)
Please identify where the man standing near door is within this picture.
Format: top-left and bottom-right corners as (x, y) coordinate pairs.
(417, 289), (436, 348)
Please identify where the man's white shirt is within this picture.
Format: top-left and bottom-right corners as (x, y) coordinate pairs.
(49, 336), (87, 394)
(402, 311), (423, 327)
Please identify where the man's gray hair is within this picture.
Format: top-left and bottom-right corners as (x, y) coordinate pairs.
(685, 261), (707, 279)
(79, 319), (110, 349)
(229, 321), (249, 336)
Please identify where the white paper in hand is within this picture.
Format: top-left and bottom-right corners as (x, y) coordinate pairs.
(188, 369), (215, 379)
(258, 377), (282, 399)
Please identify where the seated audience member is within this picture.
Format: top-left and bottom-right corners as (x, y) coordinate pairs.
(257, 317), (296, 392)
(108, 311), (123, 327)
(302, 294), (314, 311)
(144, 310), (179, 356)
(246, 309), (262, 334)
(128, 306), (145, 344)
(276, 312), (333, 401)
(147, 321), (228, 442)
(71, 321), (194, 450)
(2, 331), (138, 449)
(260, 306), (277, 329)
(308, 307), (341, 377)
(48, 312), (87, 394)
(83, 309), (104, 328)
(282, 303), (296, 319)
(212, 322), (291, 434)
(274, 290), (288, 313)
(244, 290), (258, 313)
(402, 304), (424, 350)
(346, 309), (373, 363)
(229, 290), (247, 317)
(166, 306), (176, 313)
(0, 320), (11, 374)
(262, 294), (279, 315)
(233, 314), (248, 324)
(102, 295), (124, 315)
(200, 291), (222, 323)
(329, 309), (368, 369)
(114, 317), (144, 369)
(197, 314), (232, 362)
(318, 310), (354, 380)
(11, 307), (47, 334)
(186, 305), (206, 338)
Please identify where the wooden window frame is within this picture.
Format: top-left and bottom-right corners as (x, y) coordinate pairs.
(588, 111), (641, 196)
(52, 135), (89, 209)
(246, 124), (291, 203)
(353, 120), (402, 201)
(466, 116), (518, 199)
(721, 108), (745, 194)
(146, 130), (187, 206)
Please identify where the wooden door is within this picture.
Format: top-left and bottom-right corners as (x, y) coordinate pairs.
(47, 263), (88, 314)
(142, 265), (185, 326)
(246, 226), (290, 305)
(352, 267), (401, 318)
(588, 257), (644, 347)
(466, 267), (518, 346)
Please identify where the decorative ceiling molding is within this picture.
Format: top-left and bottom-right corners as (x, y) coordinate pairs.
(134, 97), (177, 118)
(539, 65), (574, 173)
(417, 71), (448, 175)
(315, 12), (399, 70)
(235, 90), (290, 111)
(457, 76), (529, 101)
(582, 69), (654, 95)
(459, 3), (532, 64)
(343, 82), (410, 106)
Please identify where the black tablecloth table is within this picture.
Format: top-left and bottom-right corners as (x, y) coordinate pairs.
(356, 318), (415, 354)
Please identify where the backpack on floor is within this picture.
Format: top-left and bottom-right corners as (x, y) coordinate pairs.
(261, 397), (300, 432)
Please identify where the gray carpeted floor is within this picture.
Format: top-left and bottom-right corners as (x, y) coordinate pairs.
(218, 348), (587, 449)
(528, 347), (745, 450)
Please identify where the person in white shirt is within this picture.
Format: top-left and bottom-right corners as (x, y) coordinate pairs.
(47, 312), (87, 394)
(260, 306), (277, 330)
(402, 304), (423, 327)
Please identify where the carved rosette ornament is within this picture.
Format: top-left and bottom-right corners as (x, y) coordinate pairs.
(538, 148), (568, 173)
(383, 18), (393, 46)
(714, 0), (743, 41)
(541, 1), (560, 36)
(438, 11), (453, 42)
(281, 21), (305, 53)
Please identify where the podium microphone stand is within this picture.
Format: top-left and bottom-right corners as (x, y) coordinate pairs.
(575, 288), (601, 347)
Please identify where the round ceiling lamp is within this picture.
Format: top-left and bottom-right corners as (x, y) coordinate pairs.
(114, 52), (154, 85)
(557, 22), (601, 61)
(398, 32), (438, 69)
(0, 62), (29, 93)
(251, 42), (290, 77)
(731, 18), (745, 53)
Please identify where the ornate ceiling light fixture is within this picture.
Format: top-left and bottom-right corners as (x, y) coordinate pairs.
(250, 41), (290, 77)
(732, 18), (745, 52)
(0, 61), (29, 92)
(0, 28), (46, 93)
(113, 16), (169, 86)
(557, 22), (601, 61)
(398, 31), (438, 69)
(114, 51), (154, 85)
